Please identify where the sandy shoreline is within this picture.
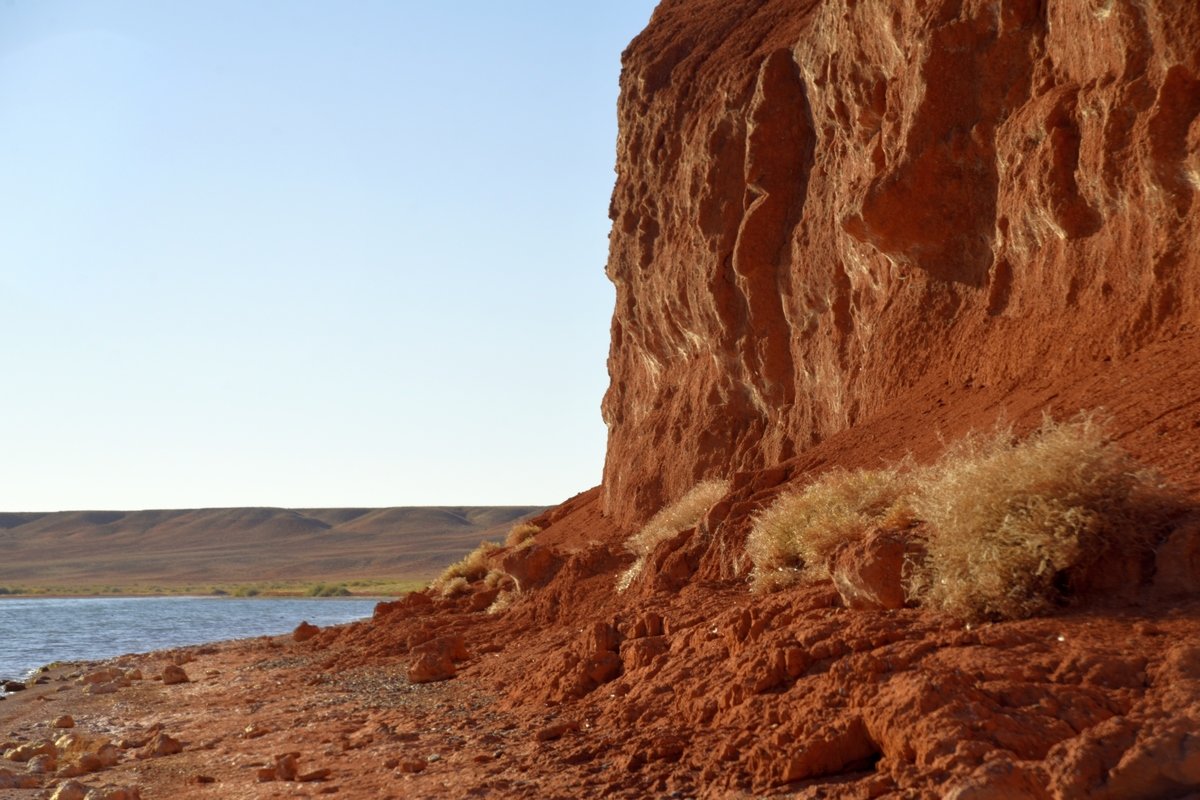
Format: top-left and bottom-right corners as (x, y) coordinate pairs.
(1, 626), (440, 799)
(0, 616), (616, 800)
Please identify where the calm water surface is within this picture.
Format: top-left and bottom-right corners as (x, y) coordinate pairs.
(0, 596), (379, 682)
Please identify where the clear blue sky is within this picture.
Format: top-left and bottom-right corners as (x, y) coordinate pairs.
(0, 1), (658, 511)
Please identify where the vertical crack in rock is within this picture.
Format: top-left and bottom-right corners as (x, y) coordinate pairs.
(732, 48), (813, 417)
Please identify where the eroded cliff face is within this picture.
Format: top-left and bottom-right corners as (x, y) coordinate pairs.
(602, 0), (1200, 528)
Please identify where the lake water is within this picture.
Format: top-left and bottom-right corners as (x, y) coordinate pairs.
(0, 596), (379, 683)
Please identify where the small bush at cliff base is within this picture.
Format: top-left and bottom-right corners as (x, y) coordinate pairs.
(908, 415), (1177, 619)
(431, 541), (501, 596)
(747, 464), (916, 590)
(617, 479), (729, 592)
(483, 569), (510, 590)
(505, 522), (541, 548)
(486, 589), (517, 614)
(746, 414), (1180, 619)
(439, 576), (471, 598)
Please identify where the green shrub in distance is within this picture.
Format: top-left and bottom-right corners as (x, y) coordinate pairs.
(306, 583), (351, 597)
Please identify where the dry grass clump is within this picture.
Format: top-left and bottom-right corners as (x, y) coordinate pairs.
(486, 589), (517, 615)
(432, 549), (520, 604)
(439, 576), (471, 598)
(617, 479), (729, 592)
(747, 464), (915, 591)
(505, 522), (541, 548)
(430, 540), (501, 596)
(908, 415), (1174, 619)
(746, 414), (1178, 619)
(483, 568), (509, 589)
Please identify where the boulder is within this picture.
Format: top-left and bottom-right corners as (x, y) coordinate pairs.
(242, 722), (271, 739)
(298, 768), (332, 782)
(584, 651), (622, 685)
(620, 636), (670, 671)
(584, 621), (622, 654)
(830, 528), (923, 611)
(624, 612), (663, 639)
(48, 780), (88, 800)
(274, 752), (300, 781)
(78, 668), (126, 687)
(0, 768), (39, 789)
(55, 733), (121, 771)
(579, 621), (623, 686)
(407, 652), (455, 684)
(26, 753), (56, 774)
(137, 732), (182, 759)
(408, 633), (470, 683)
(499, 544), (561, 590)
(4, 739), (56, 762)
(160, 664), (189, 685)
(467, 587), (501, 612)
(292, 621), (320, 642)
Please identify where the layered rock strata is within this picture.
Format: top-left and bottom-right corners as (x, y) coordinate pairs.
(603, 0), (1200, 527)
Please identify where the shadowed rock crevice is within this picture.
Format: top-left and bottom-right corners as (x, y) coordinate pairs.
(732, 48), (814, 413)
(1147, 64), (1200, 215)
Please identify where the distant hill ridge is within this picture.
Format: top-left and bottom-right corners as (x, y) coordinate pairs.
(0, 506), (545, 587)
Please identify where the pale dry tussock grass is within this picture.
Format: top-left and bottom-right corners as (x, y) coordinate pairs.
(438, 576), (471, 598)
(505, 522), (541, 549)
(486, 589), (517, 615)
(617, 479), (729, 592)
(908, 414), (1173, 619)
(746, 463), (915, 591)
(746, 414), (1177, 619)
(430, 540), (501, 596)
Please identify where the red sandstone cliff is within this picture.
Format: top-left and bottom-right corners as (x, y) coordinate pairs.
(602, 0), (1200, 528)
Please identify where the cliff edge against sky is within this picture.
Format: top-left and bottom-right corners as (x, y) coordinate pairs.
(603, 0), (1200, 528)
